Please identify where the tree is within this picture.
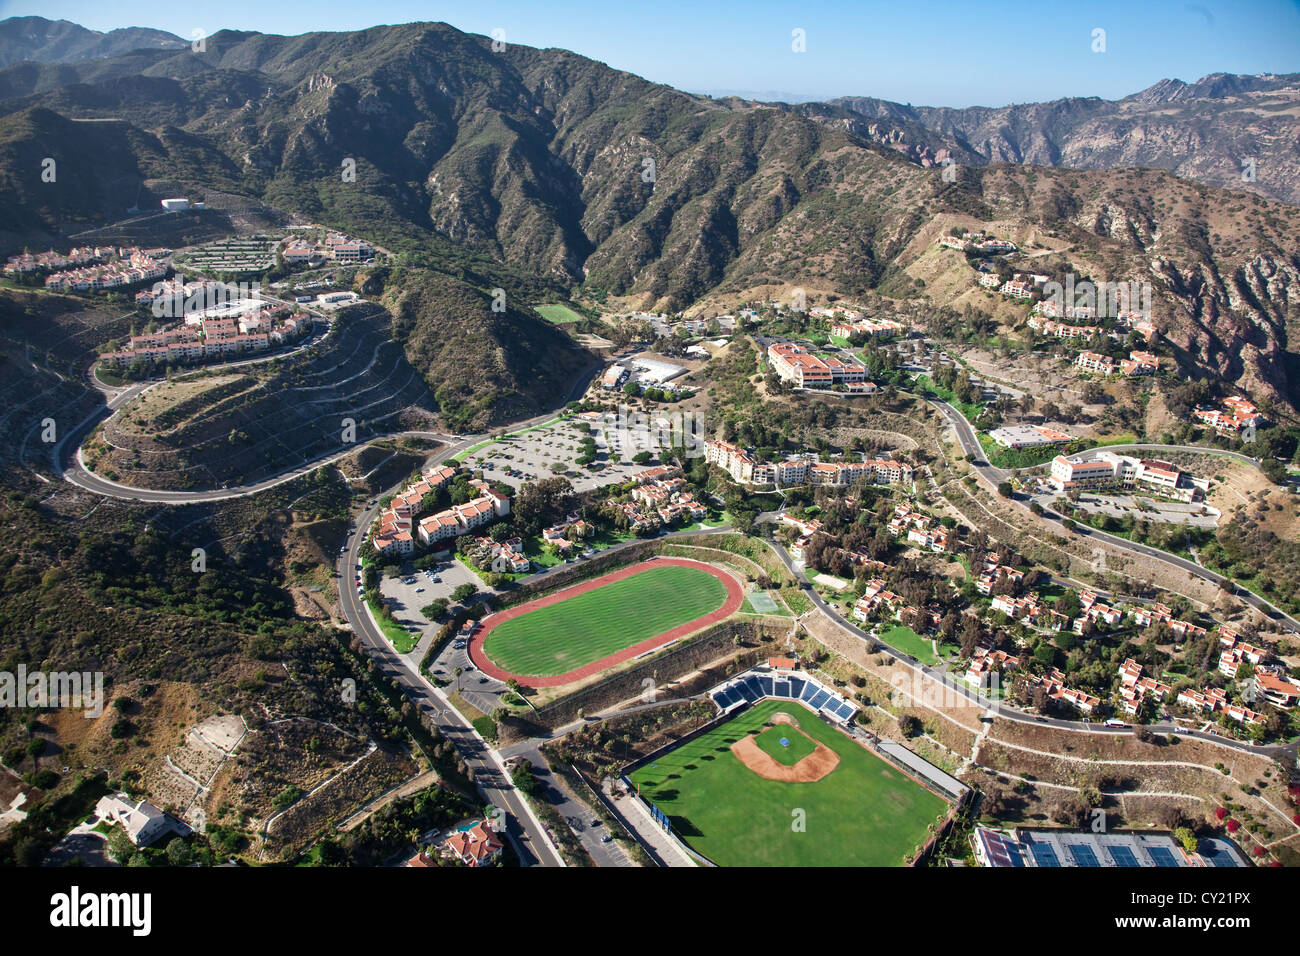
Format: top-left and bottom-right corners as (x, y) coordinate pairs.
(997, 481), (1013, 498)
(960, 617), (982, 658)
(513, 477), (575, 537)
(452, 583), (478, 604)
(165, 837), (192, 866)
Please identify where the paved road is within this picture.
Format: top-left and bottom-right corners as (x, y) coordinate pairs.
(504, 741), (634, 867)
(760, 531), (1292, 760)
(926, 396), (1300, 635)
(1071, 444), (1264, 468)
(339, 545), (565, 867)
(332, 367), (605, 867)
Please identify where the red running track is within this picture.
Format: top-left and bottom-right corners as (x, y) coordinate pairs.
(467, 557), (744, 688)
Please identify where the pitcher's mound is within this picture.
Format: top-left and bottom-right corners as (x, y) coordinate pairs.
(731, 730), (840, 783)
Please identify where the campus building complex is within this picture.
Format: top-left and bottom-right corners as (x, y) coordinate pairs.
(1048, 452), (1201, 501)
(704, 440), (913, 488)
(766, 342), (867, 388)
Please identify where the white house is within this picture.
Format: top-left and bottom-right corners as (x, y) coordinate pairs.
(95, 793), (188, 847)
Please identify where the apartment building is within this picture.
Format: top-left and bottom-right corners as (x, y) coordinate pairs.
(704, 440), (911, 487)
(1117, 658), (1173, 715)
(766, 342), (867, 388)
(1249, 670), (1300, 709)
(829, 316), (906, 340)
(1193, 397), (1263, 434)
(1074, 350), (1115, 374)
(964, 649), (1022, 688)
(415, 490), (511, 547)
(1022, 668), (1100, 714)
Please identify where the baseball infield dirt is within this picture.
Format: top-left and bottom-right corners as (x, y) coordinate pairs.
(730, 715), (841, 783)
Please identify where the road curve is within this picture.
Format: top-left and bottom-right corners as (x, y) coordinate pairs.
(758, 529), (1291, 760)
(927, 397), (1300, 634)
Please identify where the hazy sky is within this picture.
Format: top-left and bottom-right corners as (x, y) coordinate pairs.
(3, 0), (1298, 107)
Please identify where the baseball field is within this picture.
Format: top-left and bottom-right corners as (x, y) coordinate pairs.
(475, 559), (740, 683)
(629, 698), (950, 866)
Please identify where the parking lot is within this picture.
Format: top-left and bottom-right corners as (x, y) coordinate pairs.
(1026, 483), (1220, 529)
(366, 556), (485, 648)
(458, 418), (660, 494)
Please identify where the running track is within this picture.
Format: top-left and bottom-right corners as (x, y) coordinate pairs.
(468, 557), (745, 688)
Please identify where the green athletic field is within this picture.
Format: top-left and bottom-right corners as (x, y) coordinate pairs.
(629, 698), (950, 866)
(535, 303), (584, 324)
(481, 564), (729, 677)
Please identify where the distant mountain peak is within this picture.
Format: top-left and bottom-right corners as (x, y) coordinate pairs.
(0, 15), (187, 69)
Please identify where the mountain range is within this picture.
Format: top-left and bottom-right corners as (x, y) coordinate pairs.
(0, 16), (1297, 413)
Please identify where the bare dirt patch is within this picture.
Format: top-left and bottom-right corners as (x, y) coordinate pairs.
(730, 723), (840, 783)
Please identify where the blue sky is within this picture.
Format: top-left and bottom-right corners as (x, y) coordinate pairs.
(3, 0), (1298, 106)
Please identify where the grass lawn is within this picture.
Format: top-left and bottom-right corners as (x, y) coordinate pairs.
(629, 699), (949, 866)
(911, 374), (985, 424)
(755, 724), (815, 765)
(782, 588), (813, 616)
(448, 690), (485, 722)
(535, 303), (584, 324)
(365, 595), (418, 653)
(482, 564), (729, 677)
(878, 624), (938, 666)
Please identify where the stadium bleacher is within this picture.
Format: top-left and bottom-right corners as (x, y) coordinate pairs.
(707, 668), (859, 727)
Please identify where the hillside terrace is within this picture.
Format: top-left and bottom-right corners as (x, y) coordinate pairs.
(99, 304), (309, 368)
(41, 247), (168, 293)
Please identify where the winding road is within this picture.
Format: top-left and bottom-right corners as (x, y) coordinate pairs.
(42, 309), (1297, 862)
(926, 394), (1300, 635)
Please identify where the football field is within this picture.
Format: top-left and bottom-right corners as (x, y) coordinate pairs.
(479, 561), (735, 679)
(629, 698), (950, 866)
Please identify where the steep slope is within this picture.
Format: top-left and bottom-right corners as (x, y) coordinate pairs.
(0, 21), (1296, 412)
(799, 73), (1300, 206)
